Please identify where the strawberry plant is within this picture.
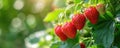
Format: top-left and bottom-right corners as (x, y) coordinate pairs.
(44, 0), (120, 48)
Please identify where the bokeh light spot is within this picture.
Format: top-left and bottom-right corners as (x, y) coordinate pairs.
(45, 35), (52, 41)
(32, 0), (45, 13)
(26, 14), (36, 28)
(0, 0), (3, 9)
(11, 17), (22, 28)
(13, 0), (24, 10)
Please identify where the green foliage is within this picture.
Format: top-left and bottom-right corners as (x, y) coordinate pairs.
(74, 0), (81, 4)
(87, 44), (97, 48)
(72, 43), (80, 48)
(93, 20), (115, 48)
(44, 0), (120, 48)
(44, 9), (65, 22)
(50, 34), (79, 48)
(50, 41), (61, 48)
(106, 11), (114, 18)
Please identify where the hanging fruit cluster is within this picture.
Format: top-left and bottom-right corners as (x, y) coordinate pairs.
(54, 4), (102, 41)
(54, 2), (105, 48)
(43, 0), (120, 48)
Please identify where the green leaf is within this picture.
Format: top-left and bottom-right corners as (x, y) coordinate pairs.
(74, 0), (81, 4)
(72, 43), (80, 48)
(50, 34), (79, 48)
(116, 4), (120, 14)
(50, 41), (61, 48)
(111, 46), (118, 48)
(43, 9), (64, 22)
(93, 20), (115, 48)
(59, 34), (79, 48)
(87, 44), (97, 48)
(106, 11), (114, 18)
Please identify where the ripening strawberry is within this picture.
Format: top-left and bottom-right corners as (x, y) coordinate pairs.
(96, 3), (105, 15)
(80, 43), (86, 48)
(72, 13), (86, 30)
(84, 6), (99, 24)
(61, 22), (77, 39)
(54, 25), (68, 41)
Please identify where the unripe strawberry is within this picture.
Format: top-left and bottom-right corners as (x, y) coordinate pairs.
(54, 25), (68, 41)
(84, 6), (99, 24)
(72, 13), (86, 30)
(80, 43), (86, 48)
(61, 22), (77, 39)
(96, 3), (105, 15)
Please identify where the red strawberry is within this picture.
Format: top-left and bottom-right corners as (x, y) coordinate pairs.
(80, 43), (86, 48)
(72, 13), (86, 30)
(61, 22), (77, 39)
(84, 6), (99, 24)
(96, 3), (105, 15)
(54, 25), (68, 41)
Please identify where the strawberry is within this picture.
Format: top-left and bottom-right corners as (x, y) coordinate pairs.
(54, 25), (68, 41)
(61, 22), (77, 39)
(80, 43), (86, 48)
(84, 6), (99, 24)
(72, 13), (86, 30)
(96, 3), (105, 15)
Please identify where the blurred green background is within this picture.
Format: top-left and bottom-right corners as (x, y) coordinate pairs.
(0, 0), (66, 48)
